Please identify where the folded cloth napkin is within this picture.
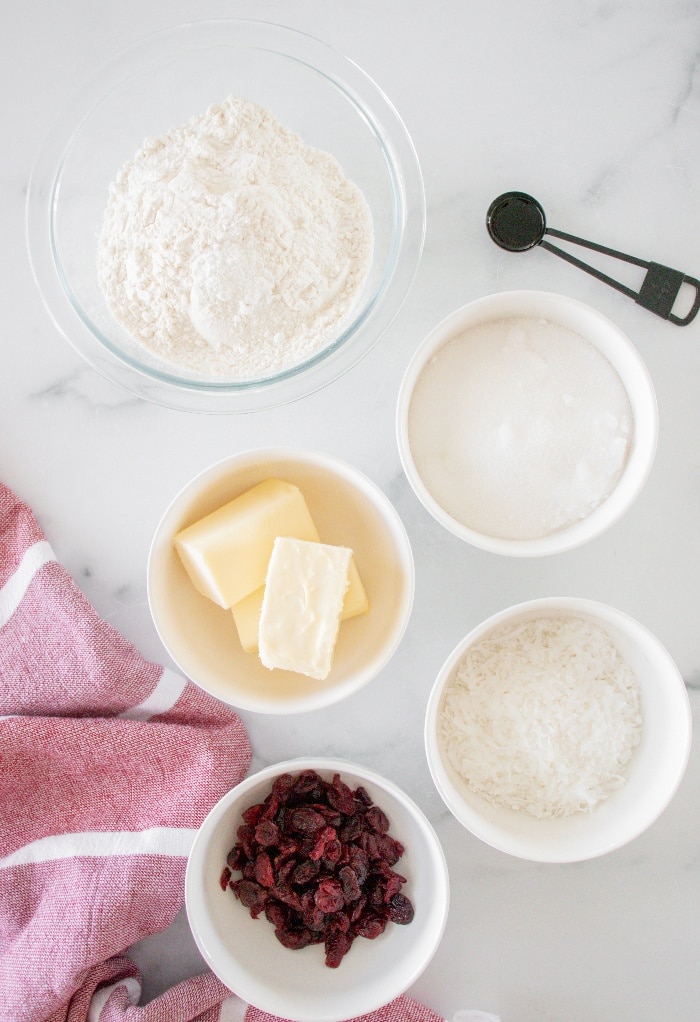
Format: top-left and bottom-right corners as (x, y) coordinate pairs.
(0, 482), (498, 1022)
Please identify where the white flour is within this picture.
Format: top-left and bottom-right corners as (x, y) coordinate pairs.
(97, 95), (374, 380)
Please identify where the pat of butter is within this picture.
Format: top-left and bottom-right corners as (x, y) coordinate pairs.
(174, 479), (317, 608)
(230, 586), (267, 654)
(258, 538), (351, 680)
(232, 556), (368, 654)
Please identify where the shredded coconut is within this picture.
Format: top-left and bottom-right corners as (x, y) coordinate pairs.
(438, 615), (642, 818)
(97, 95), (374, 380)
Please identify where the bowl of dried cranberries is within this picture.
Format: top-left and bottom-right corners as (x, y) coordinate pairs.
(185, 758), (449, 1021)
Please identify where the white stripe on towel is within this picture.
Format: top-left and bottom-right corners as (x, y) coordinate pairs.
(88, 977), (142, 1021)
(0, 540), (55, 628)
(118, 667), (188, 720)
(218, 996), (247, 1022)
(0, 826), (197, 869)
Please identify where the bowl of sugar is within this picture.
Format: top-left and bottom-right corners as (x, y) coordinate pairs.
(26, 20), (425, 412)
(424, 597), (692, 863)
(147, 448), (415, 714)
(396, 291), (658, 555)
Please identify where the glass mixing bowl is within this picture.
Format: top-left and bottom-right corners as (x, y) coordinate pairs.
(26, 20), (425, 412)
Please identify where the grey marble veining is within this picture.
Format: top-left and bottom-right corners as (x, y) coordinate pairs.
(5, 1), (700, 1020)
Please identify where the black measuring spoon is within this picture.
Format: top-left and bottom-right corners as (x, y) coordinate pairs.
(486, 191), (700, 326)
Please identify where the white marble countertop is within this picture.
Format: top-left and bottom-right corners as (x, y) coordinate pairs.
(6, 2), (700, 1020)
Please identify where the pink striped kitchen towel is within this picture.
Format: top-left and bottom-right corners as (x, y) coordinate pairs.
(0, 482), (499, 1022)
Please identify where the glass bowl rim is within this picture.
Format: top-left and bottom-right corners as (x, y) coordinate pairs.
(26, 18), (426, 413)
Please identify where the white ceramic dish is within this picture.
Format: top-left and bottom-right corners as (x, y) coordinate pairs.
(396, 290), (658, 556)
(185, 757), (449, 1022)
(425, 597), (692, 863)
(148, 449), (415, 714)
(26, 20), (425, 412)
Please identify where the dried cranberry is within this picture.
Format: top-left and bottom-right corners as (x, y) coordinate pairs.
(308, 825), (337, 861)
(365, 806), (390, 833)
(260, 793), (280, 821)
(305, 906), (328, 932)
(330, 910), (351, 933)
(314, 878), (344, 913)
(270, 884), (303, 911)
(275, 927), (312, 950)
(226, 846), (246, 871)
(349, 895), (367, 923)
(293, 770), (325, 800)
(241, 803), (264, 826)
(338, 865), (361, 903)
(353, 914), (386, 940)
(375, 833), (404, 866)
(254, 819), (280, 847)
(314, 803), (343, 825)
(274, 857), (296, 884)
(383, 872), (405, 901)
(289, 807), (326, 833)
(321, 838), (342, 866)
(276, 836), (299, 858)
(339, 815), (363, 842)
(359, 830), (379, 859)
(387, 892), (415, 925)
(271, 773), (296, 801)
(291, 859), (320, 886)
(365, 877), (385, 911)
(300, 889), (315, 913)
(254, 852), (275, 888)
(236, 823), (256, 857)
(224, 769), (413, 968)
(232, 879), (267, 917)
(265, 901), (288, 929)
(327, 774), (357, 815)
(325, 929), (353, 968)
(347, 847), (369, 885)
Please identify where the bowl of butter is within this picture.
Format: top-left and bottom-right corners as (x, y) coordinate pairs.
(148, 448), (415, 713)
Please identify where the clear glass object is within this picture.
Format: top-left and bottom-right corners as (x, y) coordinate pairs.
(26, 20), (425, 413)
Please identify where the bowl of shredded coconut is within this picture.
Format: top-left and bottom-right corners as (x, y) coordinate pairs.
(26, 20), (425, 412)
(397, 291), (658, 555)
(425, 597), (692, 862)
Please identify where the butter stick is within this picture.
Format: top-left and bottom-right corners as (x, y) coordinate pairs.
(174, 479), (317, 608)
(232, 555), (368, 654)
(258, 538), (351, 680)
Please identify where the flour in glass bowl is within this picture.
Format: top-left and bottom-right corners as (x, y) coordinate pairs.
(97, 95), (374, 380)
(407, 316), (633, 540)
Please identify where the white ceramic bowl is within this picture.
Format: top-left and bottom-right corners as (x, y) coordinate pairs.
(148, 449), (414, 714)
(185, 757), (449, 1022)
(26, 20), (425, 412)
(425, 597), (692, 863)
(397, 290), (658, 556)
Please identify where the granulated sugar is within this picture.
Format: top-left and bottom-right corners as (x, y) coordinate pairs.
(408, 316), (633, 540)
(97, 95), (374, 380)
